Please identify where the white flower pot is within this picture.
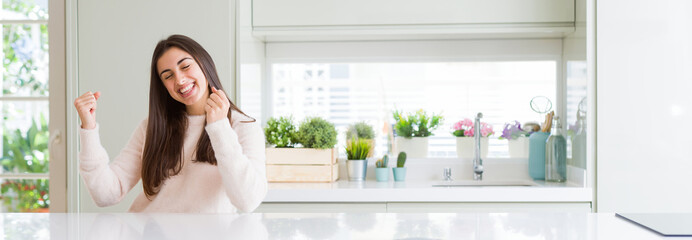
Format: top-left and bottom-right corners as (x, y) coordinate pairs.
(456, 137), (488, 159)
(395, 137), (428, 158)
(508, 136), (529, 158)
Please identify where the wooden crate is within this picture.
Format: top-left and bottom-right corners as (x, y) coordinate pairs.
(265, 147), (339, 183)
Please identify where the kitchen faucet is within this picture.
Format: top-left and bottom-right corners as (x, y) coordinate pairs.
(474, 112), (484, 181)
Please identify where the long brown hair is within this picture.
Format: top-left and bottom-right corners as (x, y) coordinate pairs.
(142, 34), (254, 197)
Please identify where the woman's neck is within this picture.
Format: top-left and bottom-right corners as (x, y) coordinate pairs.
(186, 91), (209, 115)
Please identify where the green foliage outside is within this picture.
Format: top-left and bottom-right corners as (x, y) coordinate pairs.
(345, 138), (372, 160)
(1, 116), (50, 211)
(1, 0), (51, 212)
(295, 117), (337, 149)
(345, 121), (375, 140)
(264, 116), (297, 147)
(3, 0), (49, 96)
(392, 109), (443, 138)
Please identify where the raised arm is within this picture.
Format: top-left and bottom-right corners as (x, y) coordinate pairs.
(75, 91), (145, 207)
(206, 119), (268, 213)
(205, 87), (267, 212)
(78, 120), (146, 207)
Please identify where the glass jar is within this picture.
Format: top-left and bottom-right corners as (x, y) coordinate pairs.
(546, 116), (567, 182)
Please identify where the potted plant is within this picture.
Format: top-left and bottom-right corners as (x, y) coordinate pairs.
(499, 121), (532, 158)
(345, 121), (376, 157)
(0, 116), (50, 212)
(375, 155), (389, 182)
(264, 116), (339, 182)
(392, 152), (407, 181)
(345, 138), (373, 181)
(295, 117), (338, 149)
(392, 109), (443, 158)
(451, 118), (494, 159)
(264, 116), (298, 148)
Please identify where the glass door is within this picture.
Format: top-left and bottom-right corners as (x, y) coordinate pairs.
(0, 0), (50, 212)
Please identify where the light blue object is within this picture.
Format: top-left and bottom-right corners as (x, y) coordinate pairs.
(392, 167), (407, 182)
(375, 168), (389, 182)
(528, 132), (550, 180)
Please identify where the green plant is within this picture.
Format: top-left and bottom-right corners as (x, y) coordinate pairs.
(392, 109), (443, 138)
(346, 121), (375, 140)
(1, 115), (50, 212)
(3, 0), (49, 96)
(345, 138), (372, 160)
(264, 116), (297, 147)
(375, 155), (389, 168)
(0, 0), (50, 212)
(295, 117), (338, 149)
(397, 152), (407, 168)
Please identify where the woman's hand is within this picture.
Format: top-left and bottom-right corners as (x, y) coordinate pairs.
(74, 91), (101, 129)
(205, 87), (230, 124)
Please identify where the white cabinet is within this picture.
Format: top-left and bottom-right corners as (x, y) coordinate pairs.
(253, 0), (574, 27)
(596, 0), (692, 212)
(253, 0), (575, 41)
(256, 202), (591, 213)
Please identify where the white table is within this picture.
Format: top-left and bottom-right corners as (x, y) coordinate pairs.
(1, 212), (686, 239)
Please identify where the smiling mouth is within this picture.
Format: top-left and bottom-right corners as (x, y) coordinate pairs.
(178, 82), (196, 97)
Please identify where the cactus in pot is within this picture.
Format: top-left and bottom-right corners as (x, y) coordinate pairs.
(392, 152), (407, 181)
(375, 155), (390, 182)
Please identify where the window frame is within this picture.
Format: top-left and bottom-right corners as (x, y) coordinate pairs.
(0, 0), (67, 212)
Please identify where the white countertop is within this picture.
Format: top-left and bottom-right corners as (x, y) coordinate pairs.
(264, 158), (592, 203)
(2, 212), (685, 239)
(265, 179), (592, 202)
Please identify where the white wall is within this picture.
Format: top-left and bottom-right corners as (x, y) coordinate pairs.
(237, 0), (266, 122)
(75, 0), (235, 212)
(597, 0), (692, 212)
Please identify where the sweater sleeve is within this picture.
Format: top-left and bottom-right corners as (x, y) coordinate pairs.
(205, 118), (268, 213)
(79, 120), (146, 207)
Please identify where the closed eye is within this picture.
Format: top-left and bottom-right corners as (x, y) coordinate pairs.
(182, 64), (190, 70)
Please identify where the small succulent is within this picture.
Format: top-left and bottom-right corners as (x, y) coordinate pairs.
(376, 155), (389, 168)
(397, 152), (407, 168)
(346, 121), (376, 140)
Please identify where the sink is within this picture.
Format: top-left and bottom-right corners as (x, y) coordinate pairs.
(432, 180), (538, 187)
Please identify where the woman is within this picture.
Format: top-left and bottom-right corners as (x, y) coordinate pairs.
(73, 34), (267, 213)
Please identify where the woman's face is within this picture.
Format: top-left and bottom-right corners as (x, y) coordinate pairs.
(157, 47), (209, 114)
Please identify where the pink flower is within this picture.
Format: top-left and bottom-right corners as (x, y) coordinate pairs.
(464, 129), (474, 136)
(451, 118), (494, 137)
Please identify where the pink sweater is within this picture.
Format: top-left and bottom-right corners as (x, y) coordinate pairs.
(79, 113), (267, 213)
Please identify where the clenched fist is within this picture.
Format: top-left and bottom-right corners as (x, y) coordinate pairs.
(205, 87), (230, 124)
(74, 91), (101, 129)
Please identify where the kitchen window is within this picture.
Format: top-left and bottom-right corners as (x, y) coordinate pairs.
(253, 39), (564, 158)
